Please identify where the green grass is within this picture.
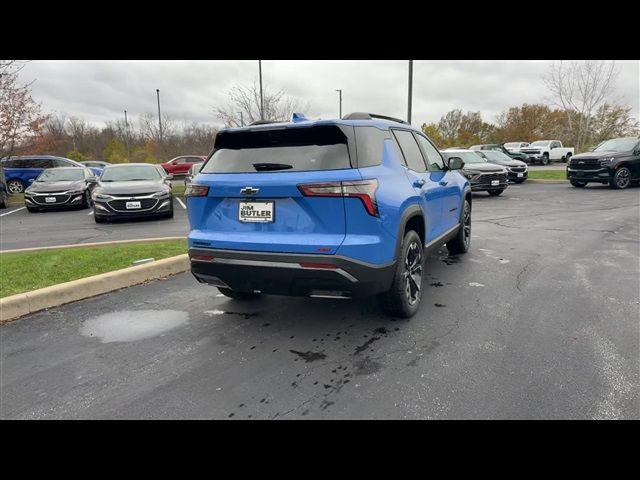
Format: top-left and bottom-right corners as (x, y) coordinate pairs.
(7, 193), (24, 206)
(527, 170), (567, 180)
(172, 184), (186, 196)
(0, 239), (186, 298)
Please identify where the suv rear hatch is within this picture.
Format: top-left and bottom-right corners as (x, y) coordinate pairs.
(188, 124), (367, 255)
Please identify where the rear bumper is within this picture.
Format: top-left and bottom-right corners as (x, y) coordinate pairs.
(189, 247), (396, 298)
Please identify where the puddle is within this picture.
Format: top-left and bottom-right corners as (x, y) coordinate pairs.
(80, 310), (189, 343)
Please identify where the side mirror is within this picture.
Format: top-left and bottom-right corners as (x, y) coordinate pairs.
(447, 157), (465, 170)
(165, 173), (174, 181)
(87, 177), (98, 184)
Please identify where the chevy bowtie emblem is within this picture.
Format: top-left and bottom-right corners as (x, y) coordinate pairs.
(578, 161), (584, 164)
(240, 187), (259, 195)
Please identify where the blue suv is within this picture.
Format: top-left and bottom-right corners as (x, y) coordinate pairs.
(186, 113), (472, 317)
(0, 155), (103, 194)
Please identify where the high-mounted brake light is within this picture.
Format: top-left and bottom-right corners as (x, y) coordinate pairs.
(298, 179), (379, 216)
(185, 184), (209, 197)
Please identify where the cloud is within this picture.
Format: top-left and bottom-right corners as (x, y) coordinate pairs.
(19, 60), (639, 128)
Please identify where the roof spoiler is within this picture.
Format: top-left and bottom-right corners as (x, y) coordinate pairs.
(342, 112), (410, 125)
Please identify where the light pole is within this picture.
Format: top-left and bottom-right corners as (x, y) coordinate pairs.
(258, 60), (264, 121)
(238, 112), (244, 127)
(156, 89), (163, 146)
(335, 89), (342, 118)
(407, 60), (413, 124)
(124, 110), (130, 161)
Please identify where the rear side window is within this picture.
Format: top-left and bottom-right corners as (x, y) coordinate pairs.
(354, 127), (386, 168)
(202, 125), (351, 173)
(392, 130), (427, 172)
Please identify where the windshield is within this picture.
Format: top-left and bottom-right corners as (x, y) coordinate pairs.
(443, 151), (487, 164)
(37, 169), (84, 182)
(101, 165), (162, 182)
(480, 150), (512, 162)
(530, 141), (549, 147)
(593, 138), (639, 153)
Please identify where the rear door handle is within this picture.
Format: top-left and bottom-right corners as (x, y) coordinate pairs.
(413, 179), (425, 188)
(439, 181), (448, 186)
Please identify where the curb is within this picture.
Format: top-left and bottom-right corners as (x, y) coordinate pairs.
(0, 254), (189, 324)
(1, 236), (185, 254)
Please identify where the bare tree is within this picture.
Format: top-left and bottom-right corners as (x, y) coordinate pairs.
(437, 109), (463, 143)
(0, 60), (46, 158)
(543, 61), (619, 151)
(215, 82), (310, 127)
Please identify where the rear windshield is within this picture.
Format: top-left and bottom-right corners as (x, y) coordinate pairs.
(202, 125), (351, 173)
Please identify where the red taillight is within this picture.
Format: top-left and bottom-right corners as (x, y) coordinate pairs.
(299, 263), (339, 269)
(298, 179), (379, 216)
(185, 184), (209, 197)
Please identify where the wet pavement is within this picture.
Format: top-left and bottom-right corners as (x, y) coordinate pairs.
(1, 183), (639, 419)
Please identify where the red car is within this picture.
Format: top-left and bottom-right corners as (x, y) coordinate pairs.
(160, 155), (207, 176)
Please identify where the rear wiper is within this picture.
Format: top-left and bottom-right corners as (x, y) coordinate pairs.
(252, 163), (293, 171)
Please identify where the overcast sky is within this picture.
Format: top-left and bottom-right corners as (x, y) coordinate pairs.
(18, 60), (640, 129)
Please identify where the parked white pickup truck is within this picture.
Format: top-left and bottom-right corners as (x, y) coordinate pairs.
(519, 140), (575, 165)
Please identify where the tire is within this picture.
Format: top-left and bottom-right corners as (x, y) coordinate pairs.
(165, 204), (174, 219)
(217, 287), (261, 300)
(488, 189), (504, 196)
(564, 153), (572, 164)
(94, 215), (106, 223)
(7, 179), (24, 194)
(515, 179), (525, 184)
(81, 190), (92, 209)
(446, 199), (471, 255)
(570, 180), (587, 188)
(379, 230), (424, 318)
(610, 167), (632, 190)
(541, 153), (549, 166)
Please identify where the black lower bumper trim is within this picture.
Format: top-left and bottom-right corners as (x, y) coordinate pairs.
(189, 247), (396, 297)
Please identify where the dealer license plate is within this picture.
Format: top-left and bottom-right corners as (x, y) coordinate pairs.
(126, 201), (141, 209)
(239, 201), (274, 223)
(491, 180), (499, 186)
(45, 197), (57, 203)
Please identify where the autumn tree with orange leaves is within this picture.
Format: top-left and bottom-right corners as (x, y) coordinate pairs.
(0, 61), (47, 158)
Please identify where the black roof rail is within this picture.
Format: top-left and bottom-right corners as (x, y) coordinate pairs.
(248, 119), (285, 126)
(342, 112), (410, 125)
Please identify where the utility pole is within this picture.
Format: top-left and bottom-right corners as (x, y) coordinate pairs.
(407, 60), (413, 124)
(124, 110), (130, 161)
(239, 111), (244, 127)
(258, 60), (264, 121)
(335, 89), (342, 118)
(156, 89), (163, 145)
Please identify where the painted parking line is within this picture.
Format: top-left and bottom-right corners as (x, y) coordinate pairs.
(0, 207), (26, 217)
(87, 210), (94, 215)
(176, 197), (187, 210)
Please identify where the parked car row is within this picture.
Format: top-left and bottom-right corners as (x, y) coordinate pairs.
(18, 163), (176, 222)
(0, 156), (106, 194)
(473, 141), (576, 165)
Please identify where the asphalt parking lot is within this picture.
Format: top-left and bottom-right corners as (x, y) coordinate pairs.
(0, 197), (189, 250)
(1, 183), (638, 419)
